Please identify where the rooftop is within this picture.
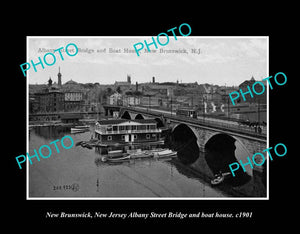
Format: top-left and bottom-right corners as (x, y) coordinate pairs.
(115, 81), (131, 86)
(60, 113), (82, 119)
(64, 79), (79, 85)
(97, 119), (157, 125)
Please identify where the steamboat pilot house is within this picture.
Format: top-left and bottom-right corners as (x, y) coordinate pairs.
(95, 119), (162, 144)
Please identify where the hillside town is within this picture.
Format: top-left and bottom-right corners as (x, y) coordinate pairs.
(29, 67), (267, 123)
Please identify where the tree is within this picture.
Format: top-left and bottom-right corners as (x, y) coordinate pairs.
(133, 90), (142, 96)
(116, 86), (122, 94)
(100, 87), (113, 105)
(106, 87), (113, 95)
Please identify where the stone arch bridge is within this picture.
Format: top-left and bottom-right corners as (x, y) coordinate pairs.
(115, 106), (267, 197)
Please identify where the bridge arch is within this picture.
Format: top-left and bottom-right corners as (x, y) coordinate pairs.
(204, 133), (252, 186)
(168, 123), (200, 165)
(120, 111), (131, 120)
(135, 113), (144, 119)
(169, 124), (253, 186)
(154, 117), (164, 128)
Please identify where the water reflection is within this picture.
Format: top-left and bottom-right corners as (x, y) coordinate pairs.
(34, 125), (73, 139)
(29, 125), (226, 198)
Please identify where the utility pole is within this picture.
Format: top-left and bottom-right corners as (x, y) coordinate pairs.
(170, 96), (173, 116)
(147, 95), (150, 112)
(258, 98), (260, 124)
(203, 95), (206, 122)
(227, 96), (230, 120)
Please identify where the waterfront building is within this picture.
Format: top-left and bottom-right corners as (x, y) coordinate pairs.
(60, 113), (82, 124)
(64, 91), (84, 111)
(94, 119), (162, 144)
(34, 77), (64, 113)
(29, 93), (40, 113)
(38, 89), (64, 112)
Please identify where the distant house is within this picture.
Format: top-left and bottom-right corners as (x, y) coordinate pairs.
(63, 79), (82, 90)
(211, 92), (223, 103)
(114, 75), (133, 92)
(142, 83), (174, 97)
(238, 76), (267, 104)
(176, 96), (191, 107)
(114, 81), (131, 87)
(109, 92), (122, 105)
(239, 76), (256, 90)
(64, 91), (84, 111)
(216, 86), (238, 102)
(198, 84), (213, 102)
(123, 95), (140, 106)
(140, 95), (160, 107)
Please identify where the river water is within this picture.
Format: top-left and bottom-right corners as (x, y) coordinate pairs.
(28, 125), (227, 198)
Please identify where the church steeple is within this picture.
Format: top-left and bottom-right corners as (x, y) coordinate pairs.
(48, 76), (52, 87)
(58, 67), (62, 87)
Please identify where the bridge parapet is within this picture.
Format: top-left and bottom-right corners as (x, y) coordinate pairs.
(122, 106), (266, 140)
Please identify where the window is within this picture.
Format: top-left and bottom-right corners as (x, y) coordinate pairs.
(140, 125), (146, 130)
(132, 125), (137, 131)
(113, 126), (118, 131)
(121, 135), (125, 140)
(107, 136), (112, 141)
(107, 126), (112, 132)
(119, 126), (125, 131)
(150, 125), (156, 129)
(146, 134), (150, 139)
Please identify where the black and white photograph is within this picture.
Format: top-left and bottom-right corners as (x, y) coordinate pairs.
(5, 7), (295, 226)
(27, 36), (268, 199)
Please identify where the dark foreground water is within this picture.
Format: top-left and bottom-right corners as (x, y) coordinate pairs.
(28, 125), (227, 198)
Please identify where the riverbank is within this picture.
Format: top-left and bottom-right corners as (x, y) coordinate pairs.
(29, 118), (97, 128)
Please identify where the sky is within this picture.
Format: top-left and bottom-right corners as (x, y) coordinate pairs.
(27, 36), (268, 86)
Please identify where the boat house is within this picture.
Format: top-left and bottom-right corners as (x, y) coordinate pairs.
(95, 119), (162, 144)
(60, 113), (82, 124)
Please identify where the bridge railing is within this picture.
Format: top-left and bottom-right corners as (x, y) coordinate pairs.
(172, 114), (266, 138)
(123, 106), (267, 139)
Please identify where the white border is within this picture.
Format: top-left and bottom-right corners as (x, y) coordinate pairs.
(26, 36), (269, 200)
